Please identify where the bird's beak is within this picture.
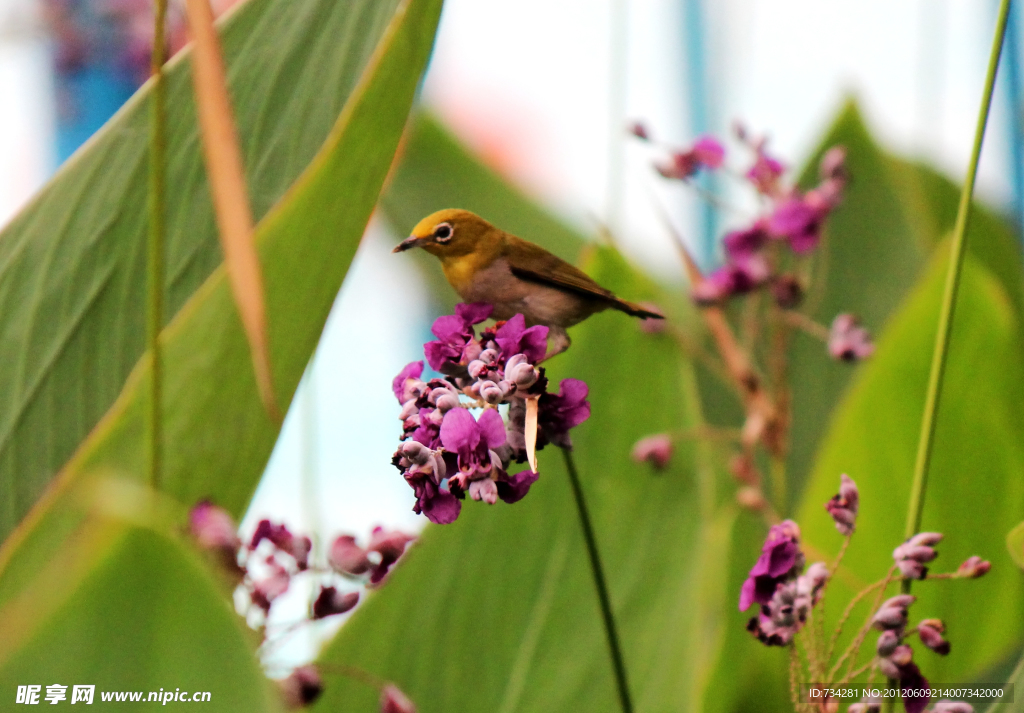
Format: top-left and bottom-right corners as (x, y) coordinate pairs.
(393, 235), (429, 253)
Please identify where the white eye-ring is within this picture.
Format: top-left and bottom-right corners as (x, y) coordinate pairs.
(433, 222), (453, 243)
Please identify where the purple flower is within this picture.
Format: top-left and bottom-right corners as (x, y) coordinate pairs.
(692, 136), (725, 169)
(329, 534), (371, 575)
(691, 257), (770, 306)
(899, 662), (930, 713)
(366, 527), (415, 585)
(496, 469), (539, 504)
(312, 587), (359, 619)
(739, 520), (804, 611)
(409, 408), (442, 449)
(456, 302), (493, 325)
(723, 224), (768, 262)
(394, 440), (460, 524)
(656, 136), (725, 179)
(410, 476), (461, 524)
(631, 434), (673, 469)
(825, 473), (859, 535)
(440, 408), (507, 479)
(392, 361), (425, 403)
(746, 150), (785, 195)
(250, 519), (310, 568)
(424, 315), (474, 371)
(768, 195), (825, 253)
(538, 378), (591, 449)
(829, 314), (875, 361)
(495, 314), (549, 364)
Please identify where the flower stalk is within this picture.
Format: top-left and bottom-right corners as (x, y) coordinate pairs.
(561, 448), (633, 713)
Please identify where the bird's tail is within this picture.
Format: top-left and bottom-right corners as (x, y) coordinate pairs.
(612, 298), (664, 320)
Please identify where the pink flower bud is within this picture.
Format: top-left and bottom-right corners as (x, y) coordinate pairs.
(829, 314), (874, 361)
(917, 620), (950, 655)
(957, 556), (990, 579)
(628, 121), (650, 141)
(819, 146), (847, 182)
(631, 434), (673, 469)
(279, 666), (323, 710)
(933, 702), (974, 713)
(770, 274), (803, 308)
(189, 501), (240, 553)
(890, 644), (913, 666)
(876, 629), (900, 657)
(380, 684), (416, 713)
(736, 487), (767, 511)
(825, 473), (859, 535)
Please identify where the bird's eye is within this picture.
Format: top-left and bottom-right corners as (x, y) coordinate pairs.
(433, 223), (453, 243)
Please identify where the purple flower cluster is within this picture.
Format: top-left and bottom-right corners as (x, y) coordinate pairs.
(392, 304), (591, 525)
(736, 473), (990, 713)
(188, 503), (413, 623)
(739, 520), (829, 646)
(635, 124), (875, 363)
(696, 147), (845, 304)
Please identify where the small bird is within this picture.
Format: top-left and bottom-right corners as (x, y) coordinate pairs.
(393, 209), (663, 357)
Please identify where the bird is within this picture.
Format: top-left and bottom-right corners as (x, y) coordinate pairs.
(393, 209), (663, 357)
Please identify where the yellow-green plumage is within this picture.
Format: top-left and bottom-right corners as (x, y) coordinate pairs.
(393, 209), (662, 356)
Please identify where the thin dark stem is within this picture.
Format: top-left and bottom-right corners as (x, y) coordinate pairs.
(147, 0), (168, 489)
(561, 448), (633, 713)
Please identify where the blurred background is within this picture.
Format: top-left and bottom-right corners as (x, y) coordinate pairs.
(0, 0), (1021, 666)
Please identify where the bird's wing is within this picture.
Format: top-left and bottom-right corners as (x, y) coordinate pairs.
(504, 235), (664, 320)
(503, 236), (617, 301)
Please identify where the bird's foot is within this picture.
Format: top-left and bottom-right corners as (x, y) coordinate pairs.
(539, 328), (571, 363)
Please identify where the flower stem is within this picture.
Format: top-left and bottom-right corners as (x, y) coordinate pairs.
(147, 0), (168, 489)
(903, 0), (1012, 549)
(561, 448), (633, 713)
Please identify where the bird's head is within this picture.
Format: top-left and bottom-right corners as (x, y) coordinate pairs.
(392, 209), (498, 260)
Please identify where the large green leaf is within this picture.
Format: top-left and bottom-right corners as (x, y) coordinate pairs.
(310, 246), (752, 712)
(0, 0), (417, 540)
(0, 0), (443, 606)
(796, 250), (1024, 683)
(0, 479), (277, 711)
